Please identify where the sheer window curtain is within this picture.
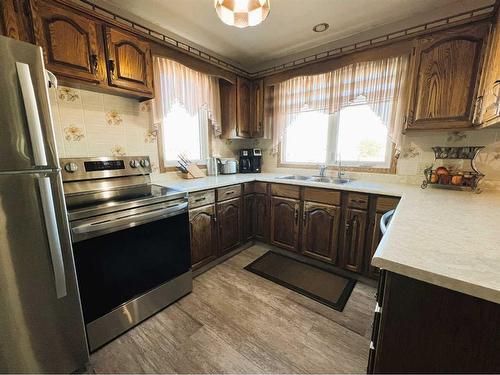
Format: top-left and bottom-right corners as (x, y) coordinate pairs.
(272, 55), (409, 155)
(152, 56), (222, 164)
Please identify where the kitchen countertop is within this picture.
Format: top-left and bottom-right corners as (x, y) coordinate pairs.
(153, 173), (500, 304)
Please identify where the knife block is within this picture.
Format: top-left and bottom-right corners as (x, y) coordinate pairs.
(180, 164), (205, 179)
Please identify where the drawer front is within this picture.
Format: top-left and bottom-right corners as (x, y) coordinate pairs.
(271, 183), (300, 199)
(189, 190), (215, 208)
(303, 187), (341, 205)
(376, 196), (400, 212)
(347, 193), (369, 209)
(217, 184), (242, 201)
(243, 182), (254, 195)
(254, 182), (268, 194)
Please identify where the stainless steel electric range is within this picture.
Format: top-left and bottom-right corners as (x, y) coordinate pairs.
(61, 156), (192, 351)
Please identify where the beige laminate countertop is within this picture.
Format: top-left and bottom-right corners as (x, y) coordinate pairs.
(153, 173), (500, 304)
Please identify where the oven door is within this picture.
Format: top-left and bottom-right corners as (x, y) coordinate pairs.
(71, 200), (190, 324)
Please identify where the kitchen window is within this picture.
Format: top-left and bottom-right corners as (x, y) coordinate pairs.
(282, 98), (393, 168)
(153, 57), (221, 169)
(275, 55), (408, 172)
(161, 102), (209, 164)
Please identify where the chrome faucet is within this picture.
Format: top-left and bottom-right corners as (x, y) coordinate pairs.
(319, 164), (327, 177)
(337, 155), (345, 179)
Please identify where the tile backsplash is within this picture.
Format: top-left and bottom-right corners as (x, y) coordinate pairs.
(49, 86), (246, 176)
(50, 86), (500, 189)
(251, 129), (500, 189)
(49, 86), (161, 171)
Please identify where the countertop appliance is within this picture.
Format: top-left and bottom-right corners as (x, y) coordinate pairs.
(61, 156), (192, 351)
(220, 158), (238, 174)
(207, 157), (221, 176)
(0, 36), (89, 372)
(239, 148), (262, 173)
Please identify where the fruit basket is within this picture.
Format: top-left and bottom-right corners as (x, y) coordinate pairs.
(421, 146), (485, 193)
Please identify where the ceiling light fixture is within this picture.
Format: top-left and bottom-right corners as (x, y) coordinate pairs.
(214, 0), (270, 29)
(313, 23), (330, 33)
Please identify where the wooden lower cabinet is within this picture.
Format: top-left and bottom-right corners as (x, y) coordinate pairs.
(367, 212), (384, 278)
(217, 197), (242, 255)
(243, 193), (255, 241)
(301, 201), (340, 264)
(254, 192), (269, 242)
(368, 272), (500, 373)
(340, 208), (367, 273)
(270, 196), (300, 252)
(189, 204), (217, 271)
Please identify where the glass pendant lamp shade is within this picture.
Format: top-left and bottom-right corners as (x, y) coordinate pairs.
(215, 0), (270, 28)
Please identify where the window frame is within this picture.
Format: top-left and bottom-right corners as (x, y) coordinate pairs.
(157, 107), (211, 172)
(278, 105), (398, 174)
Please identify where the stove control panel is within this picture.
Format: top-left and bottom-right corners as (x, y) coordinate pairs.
(60, 156), (152, 181)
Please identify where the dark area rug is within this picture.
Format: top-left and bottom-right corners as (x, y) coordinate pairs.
(244, 251), (356, 312)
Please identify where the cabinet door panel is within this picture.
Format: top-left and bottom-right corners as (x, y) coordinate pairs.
(301, 202), (340, 264)
(243, 194), (255, 241)
(406, 24), (488, 130)
(236, 76), (251, 137)
(189, 205), (217, 270)
(254, 193), (269, 242)
(104, 26), (153, 95)
(270, 196), (299, 252)
(416, 39), (478, 120)
(368, 212), (383, 279)
(341, 208), (367, 273)
(250, 79), (264, 137)
(33, 1), (104, 83)
(217, 197), (241, 255)
(480, 16), (500, 127)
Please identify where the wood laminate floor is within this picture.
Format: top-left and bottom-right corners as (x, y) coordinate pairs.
(90, 244), (376, 374)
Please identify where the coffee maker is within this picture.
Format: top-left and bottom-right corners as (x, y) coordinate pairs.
(239, 148), (262, 173)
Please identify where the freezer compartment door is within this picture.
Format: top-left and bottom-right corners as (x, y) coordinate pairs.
(0, 36), (59, 172)
(0, 172), (88, 373)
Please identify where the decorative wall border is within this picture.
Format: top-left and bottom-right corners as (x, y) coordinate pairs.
(77, 1), (495, 78)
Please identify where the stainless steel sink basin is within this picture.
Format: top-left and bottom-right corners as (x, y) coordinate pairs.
(275, 175), (311, 181)
(275, 175), (351, 184)
(308, 176), (351, 184)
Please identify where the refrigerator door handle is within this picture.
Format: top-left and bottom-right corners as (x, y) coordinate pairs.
(16, 62), (48, 167)
(39, 176), (67, 299)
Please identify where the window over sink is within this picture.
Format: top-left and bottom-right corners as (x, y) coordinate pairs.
(282, 98), (393, 168)
(276, 55), (408, 172)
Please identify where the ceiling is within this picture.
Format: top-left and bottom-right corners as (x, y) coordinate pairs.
(94, 0), (494, 72)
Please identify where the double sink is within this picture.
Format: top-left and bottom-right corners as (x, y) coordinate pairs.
(276, 175), (351, 184)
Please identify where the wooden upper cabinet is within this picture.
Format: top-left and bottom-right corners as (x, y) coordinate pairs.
(104, 26), (153, 96)
(301, 202), (340, 264)
(405, 23), (489, 130)
(32, 1), (105, 84)
(1, 0), (35, 43)
(220, 76), (261, 138)
(270, 196), (300, 252)
(340, 208), (367, 273)
(479, 14), (500, 128)
(236, 76), (251, 137)
(250, 79), (265, 137)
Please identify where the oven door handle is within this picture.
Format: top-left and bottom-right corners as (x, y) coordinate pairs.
(71, 201), (188, 241)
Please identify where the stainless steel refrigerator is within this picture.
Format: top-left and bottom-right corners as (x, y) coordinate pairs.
(0, 36), (89, 372)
